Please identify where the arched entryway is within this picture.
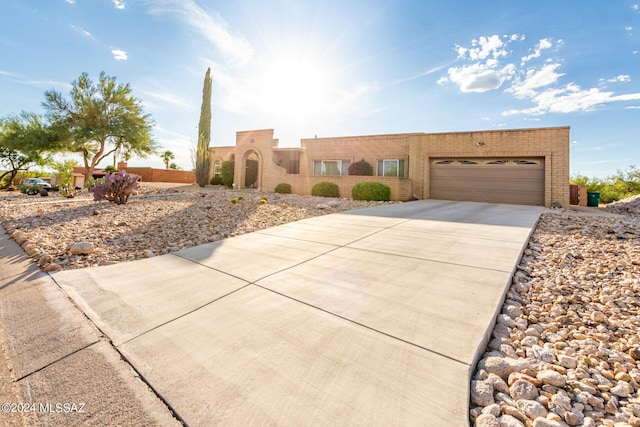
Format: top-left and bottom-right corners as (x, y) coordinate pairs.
(236, 149), (262, 190)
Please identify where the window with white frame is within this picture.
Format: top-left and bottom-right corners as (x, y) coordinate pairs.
(313, 160), (351, 176)
(377, 159), (406, 177)
(213, 160), (222, 177)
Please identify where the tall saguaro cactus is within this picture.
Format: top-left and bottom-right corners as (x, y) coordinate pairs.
(195, 67), (212, 187)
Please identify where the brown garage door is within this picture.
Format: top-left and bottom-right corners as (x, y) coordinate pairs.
(429, 158), (545, 206)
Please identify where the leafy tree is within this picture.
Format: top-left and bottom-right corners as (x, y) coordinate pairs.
(195, 67), (212, 187)
(161, 150), (175, 169)
(169, 162), (181, 170)
(104, 165), (117, 174)
(52, 158), (79, 186)
(0, 113), (56, 188)
(43, 71), (157, 182)
(571, 166), (640, 204)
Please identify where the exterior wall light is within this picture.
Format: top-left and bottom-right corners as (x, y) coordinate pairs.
(476, 141), (486, 147)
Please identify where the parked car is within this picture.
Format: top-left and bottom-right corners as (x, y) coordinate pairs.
(24, 178), (52, 190)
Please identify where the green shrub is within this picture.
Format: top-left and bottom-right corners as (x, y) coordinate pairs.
(210, 176), (223, 185)
(220, 161), (234, 187)
(571, 165), (640, 204)
(311, 182), (340, 198)
(348, 160), (373, 176)
(84, 176), (97, 189)
(352, 182), (391, 201)
(19, 183), (42, 195)
(60, 184), (77, 198)
(274, 183), (292, 194)
(230, 198), (237, 204)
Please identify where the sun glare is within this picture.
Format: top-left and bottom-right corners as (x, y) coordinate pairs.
(257, 51), (338, 121)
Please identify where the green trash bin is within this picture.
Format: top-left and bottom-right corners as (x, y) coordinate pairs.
(587, 191), (600, 207)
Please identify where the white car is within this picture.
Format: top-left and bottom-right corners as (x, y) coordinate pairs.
(24, 178), (52, 190)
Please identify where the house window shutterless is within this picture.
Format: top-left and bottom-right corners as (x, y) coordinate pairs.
(377, 159), (406, 177)
(313, 160), (351, 176)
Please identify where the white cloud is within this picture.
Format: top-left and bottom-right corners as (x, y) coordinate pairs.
(113, 0), (125, 9)
(507, 63), (565, 99)
(445, 34), (525, 92)
(66, 0), (75, 3)
(145, 0), (253, 66)
(521, 38), (553, 64)
(456, 35), (508, 61)
(607, 75), (631, 83)
(447, 62), (516, 93)
(111, 49), (127, 60)
(444, 34), (640, 116)
(138, 89), (191, 108)
(71, 25), (95, 40)
(503, 84), (640, 116)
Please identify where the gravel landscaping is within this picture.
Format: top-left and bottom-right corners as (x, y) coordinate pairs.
(0, 184), (389, 272)
(472, 199), (640, 427)
(1, 184), (639, 426)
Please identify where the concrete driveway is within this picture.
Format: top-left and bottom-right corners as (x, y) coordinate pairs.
(50, 200), (544, 426)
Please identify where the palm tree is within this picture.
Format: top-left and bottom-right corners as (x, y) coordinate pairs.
(161, 150), (175, 169)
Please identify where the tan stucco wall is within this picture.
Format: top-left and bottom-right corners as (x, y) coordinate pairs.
(209, 126), (570, 206)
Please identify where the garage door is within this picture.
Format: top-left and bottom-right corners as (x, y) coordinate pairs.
(429, 158), (545, 206)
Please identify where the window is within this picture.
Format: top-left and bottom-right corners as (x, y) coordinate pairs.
(213, 160), (222, 177)
(377, 159), (405, 177)
(313, 160), (350, 176)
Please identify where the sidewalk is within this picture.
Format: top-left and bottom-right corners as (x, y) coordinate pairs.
(0, 227), (181, 426)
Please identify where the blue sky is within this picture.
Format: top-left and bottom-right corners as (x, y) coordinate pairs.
(1, 0), (639, 177)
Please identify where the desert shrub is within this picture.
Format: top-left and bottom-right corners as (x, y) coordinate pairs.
(274, 183), (291, 194)
(571, 165), (640, 204)
(220, 161), (234, 187)
(210, 176), (223, 185)
(84, 176), (96, 189)
(348, 160), (373, 176)
(90, 171), (140, 205)
(104, 165), (117, 174)
(230, 198), (237, 204)
(311, 182), (340, 198)
(19, 183), (42, 195)
(352, 182), (391, 201)
(60, 184), (77, 198)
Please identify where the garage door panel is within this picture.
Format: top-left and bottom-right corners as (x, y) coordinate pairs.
(429, 158), (545, 206)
